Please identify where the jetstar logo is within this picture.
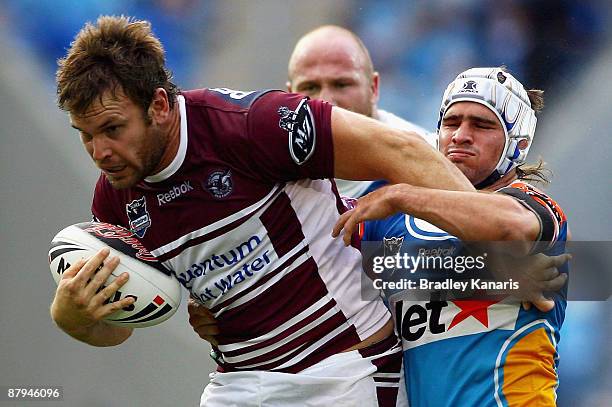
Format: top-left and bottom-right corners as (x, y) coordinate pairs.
(396, 298), (520, 349)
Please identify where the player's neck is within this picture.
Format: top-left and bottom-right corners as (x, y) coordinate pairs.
(371, 105), (379, 121)
(482, 169), (518, 192)
(156, 105), (181, 172)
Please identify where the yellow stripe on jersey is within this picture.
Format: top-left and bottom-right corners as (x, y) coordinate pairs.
(502, 327), (557, 406)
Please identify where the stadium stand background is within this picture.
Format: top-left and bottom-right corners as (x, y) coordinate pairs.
(0, 1), (609, 405)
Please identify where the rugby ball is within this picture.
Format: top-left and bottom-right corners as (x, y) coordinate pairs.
(48, 222), (181, 328)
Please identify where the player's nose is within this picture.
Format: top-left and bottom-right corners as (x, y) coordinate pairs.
(318, 87), (338, 106)
(91, 136), (113, 162)
(451, 123), (474, 145)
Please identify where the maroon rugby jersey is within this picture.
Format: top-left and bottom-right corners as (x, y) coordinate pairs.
(92, 88), (390, 372)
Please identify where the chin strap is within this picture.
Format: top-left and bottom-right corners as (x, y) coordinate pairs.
(474, 172), (501, 190)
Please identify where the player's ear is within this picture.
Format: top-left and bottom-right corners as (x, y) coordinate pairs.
(148, 88), (170, 123)
(371, 72), (380, 104)
(286, 81), (293, 93)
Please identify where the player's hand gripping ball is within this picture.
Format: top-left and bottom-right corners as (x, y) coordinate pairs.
(49, 222), (181, 328)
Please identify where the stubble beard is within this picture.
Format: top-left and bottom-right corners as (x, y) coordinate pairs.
(107, 126), (167, 190)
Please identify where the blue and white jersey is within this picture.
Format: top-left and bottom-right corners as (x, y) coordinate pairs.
(362, 181), (569, 406)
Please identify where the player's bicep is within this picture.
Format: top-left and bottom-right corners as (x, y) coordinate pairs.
(498, 185), (565, 253)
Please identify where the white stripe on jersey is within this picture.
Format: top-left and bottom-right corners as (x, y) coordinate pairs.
(218, 296), (332, 353)
(405, 215), (458, 241)
(152, 184), (283, 256)
(212, 242), (311, 315)
(284, 179), (390, 341)
(374, 372), (402, 379)
(266, 324), (352, 371)
(221, 302), (340, 364)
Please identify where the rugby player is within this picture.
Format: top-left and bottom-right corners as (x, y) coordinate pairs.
(287, 25), (435, 198)
(49, 16), (474, 406)
(334, 67), (570, 406)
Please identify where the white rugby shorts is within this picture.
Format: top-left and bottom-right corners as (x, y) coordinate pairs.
(200, 336), (406, 407)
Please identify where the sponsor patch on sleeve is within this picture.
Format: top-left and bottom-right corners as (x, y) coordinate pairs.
(277, 98), (316, 165)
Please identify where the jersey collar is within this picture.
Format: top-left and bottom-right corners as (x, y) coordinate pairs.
(144, 95), (188, 183)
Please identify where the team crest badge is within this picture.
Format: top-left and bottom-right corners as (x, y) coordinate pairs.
(461, 80), (478, 93)
(382, 236), (405, 278)
(278, 98), (316, 165)
(383, 236), (404, 257)
(126, 197), (151, 238)
(205, 169), (233, 199)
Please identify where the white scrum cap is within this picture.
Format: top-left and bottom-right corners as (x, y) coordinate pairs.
(437, 67), (537, 185)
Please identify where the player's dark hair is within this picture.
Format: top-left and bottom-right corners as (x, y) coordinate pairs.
(516, 158), (551, 184)
(516, 88), (549, 184)
(56, 15), (178, 116)
(527, 89), (544, 113)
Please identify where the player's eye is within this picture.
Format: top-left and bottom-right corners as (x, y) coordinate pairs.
(80, 132), (92, 142)
(299, 84), (319, 94)
(105, 125), (120, 136)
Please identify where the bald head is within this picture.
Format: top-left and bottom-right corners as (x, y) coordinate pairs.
(288, 25), (374, 81)
(287, 25), (379, 118)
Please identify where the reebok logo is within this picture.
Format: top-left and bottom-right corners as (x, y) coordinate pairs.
(157, 180), (194, 205)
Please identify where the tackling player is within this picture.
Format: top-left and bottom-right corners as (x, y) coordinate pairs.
(49, 16), (474, 407)
(334, 67), (570, 406)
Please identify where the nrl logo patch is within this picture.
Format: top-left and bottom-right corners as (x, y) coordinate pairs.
(383, 236), (404, 257)
(383, 236), (404, 277)
(278, 98), (316, 165)
(205, 168), (233, 199)
(126, 196), (151, 238)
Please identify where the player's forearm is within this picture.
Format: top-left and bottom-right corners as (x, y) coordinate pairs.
(392, 186), (539, 252)
(68, 322), (132, 347)
(386, 133), (474, 192)
(52, 313), (133, 347)
(331, 108), (473, 192)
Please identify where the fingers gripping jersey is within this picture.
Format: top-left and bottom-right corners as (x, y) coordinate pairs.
(92, 89), (390, 373)
(362, 182), (569, 407)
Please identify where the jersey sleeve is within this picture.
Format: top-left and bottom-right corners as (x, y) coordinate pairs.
(497, 181), (568, 253)
(245, 91), (334, 182)
(91, 174), (123, 225)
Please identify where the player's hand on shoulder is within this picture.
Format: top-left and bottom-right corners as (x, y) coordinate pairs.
(50, 248), (134, 334)
(489, 251), (570, 312)
(188, 297), (220, 346)
(333, 184), (409, 246)
(518, 253), (570, 312)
